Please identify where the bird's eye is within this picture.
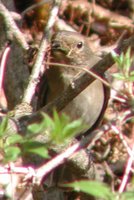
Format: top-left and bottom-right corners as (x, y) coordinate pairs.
(77, 42), (83, 49)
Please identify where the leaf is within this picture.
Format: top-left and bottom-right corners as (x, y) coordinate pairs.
(27, 111), (85, 144)
(112, 73), (125, 80)
(28, 123), (44, 134)
(112, 47), (134, 83)
(124, 47), (131, 76)
(130, 70), (134, 76)
(112, 51), (124, 70)
(4, 146), (21, 162)
(43, 113), (55, 131)
(27, 117), (47, 136)
(62, 180), (114, 200)
(52, 110), (66, 139)
(5, 134), (23, 146)
(122, 191), (134, 200)
(111, 51), (119, 63)
(0, 117), (8, 137)
(127, 75), (134, 81)
(62, 119), (85, 138)
(21, 141), (49, 158)
(26, 146), (49, 158)
(49, 110), (85, 143)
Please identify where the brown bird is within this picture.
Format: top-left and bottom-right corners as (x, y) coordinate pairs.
(46, 31), (109, 135)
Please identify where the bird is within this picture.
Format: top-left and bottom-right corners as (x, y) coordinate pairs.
(46, 30), (109, 136)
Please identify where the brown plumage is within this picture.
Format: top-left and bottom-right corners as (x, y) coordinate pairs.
(46, 31), (109, 136)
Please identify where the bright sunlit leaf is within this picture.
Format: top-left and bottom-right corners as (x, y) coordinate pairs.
(62, 180), (115, 200)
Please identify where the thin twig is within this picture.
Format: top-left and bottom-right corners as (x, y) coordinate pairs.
(0, 3), (29, 50)
(0, 45), (10, 91)
(22, 0), (61, 104)
(118, 144), (134, 193)
(47, 61), (128, 102)
(0, 44), (10, 110)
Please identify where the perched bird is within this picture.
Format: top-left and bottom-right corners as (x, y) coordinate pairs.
(46, 31), (109, 135)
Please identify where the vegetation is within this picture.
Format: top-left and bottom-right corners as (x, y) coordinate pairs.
(0, 0), (134, 199)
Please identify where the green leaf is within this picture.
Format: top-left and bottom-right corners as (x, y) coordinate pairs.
(28, 113), (49, 134)
(127, 75), (134, 81)
(124, 47), (131, 76)
(28, 123), (44, 134)
(48, 110), (85, 143)
(27, 110), (86, 144)
(62, 180), (114, 200)
(118, 53), (124, 68)
(5, 134), (23, 146)
(0, 117), (8, 137)
(122, 191), (134, 200)
(111, 51), (119, 63)
(130, 71), (134, 76)
(112, 47), (133, 82)
(26, 146), (49, 158)
(43, 113), (55, 132)
(52, 110), (65, 139)
(62, 119), (85, 138)
(4, 146), (21, 162)
(21, 141), (49, 158)
(112, 73), (125, 80)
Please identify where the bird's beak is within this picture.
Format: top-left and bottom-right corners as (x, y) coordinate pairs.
(51, 40), (68, 55)
(51, 40), (61, 50)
